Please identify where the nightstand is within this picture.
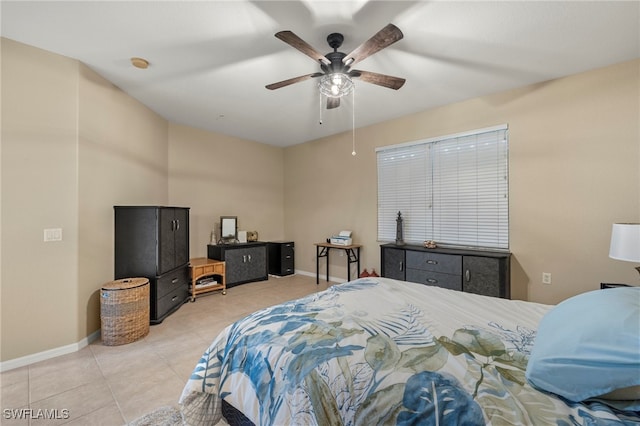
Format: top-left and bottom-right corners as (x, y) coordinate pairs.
(600, 283), (631, 290)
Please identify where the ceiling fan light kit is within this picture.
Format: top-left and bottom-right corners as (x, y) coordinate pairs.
(319, 73), (354, 98)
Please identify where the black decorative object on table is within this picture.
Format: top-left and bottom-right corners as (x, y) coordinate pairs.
(395, 211), (405, 246)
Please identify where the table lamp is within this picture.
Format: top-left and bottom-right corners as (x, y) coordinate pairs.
(609, 223), (640, 276)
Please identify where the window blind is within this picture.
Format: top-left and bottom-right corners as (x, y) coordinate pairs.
(377, 125), (509, 250)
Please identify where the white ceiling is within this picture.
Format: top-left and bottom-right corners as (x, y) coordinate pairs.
(2, 1), (639, 147)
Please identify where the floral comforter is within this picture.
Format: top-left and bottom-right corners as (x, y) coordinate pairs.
(180, 277), (639, 425)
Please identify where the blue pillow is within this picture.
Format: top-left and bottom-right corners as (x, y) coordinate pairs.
(525, 287), (640, 403)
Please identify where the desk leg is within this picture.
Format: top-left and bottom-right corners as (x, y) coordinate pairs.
(316, 245), (319, 284)
(345, 248), (360, 282)
(317, 246), (330, 284)
(325, 247), (329, 282)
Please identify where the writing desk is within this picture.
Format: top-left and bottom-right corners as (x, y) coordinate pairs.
(315, 242), (362, 284)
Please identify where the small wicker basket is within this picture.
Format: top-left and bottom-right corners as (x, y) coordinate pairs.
(100, 277), (150, 346)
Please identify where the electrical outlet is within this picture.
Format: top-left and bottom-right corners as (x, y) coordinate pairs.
(542, 272), (552, 285)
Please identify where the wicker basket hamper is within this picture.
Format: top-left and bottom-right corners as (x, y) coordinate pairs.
(100, 277), (150, 346)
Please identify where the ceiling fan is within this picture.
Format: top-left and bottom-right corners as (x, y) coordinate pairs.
(266, 23), (406, 109)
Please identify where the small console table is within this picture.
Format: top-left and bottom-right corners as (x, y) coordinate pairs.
(189, 257), (226, 301)
(315, 242), (362, 284)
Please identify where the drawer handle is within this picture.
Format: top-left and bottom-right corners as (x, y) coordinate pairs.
(286, 255), (291, 259)
(248, 254), (252, 262)
(426, 260), (438, 265)
(243, 255), (246, 263)
(172, 278), (178, 284)
(465, 270), (470, 282)
(400, 261), (404, 272)
(426, 278), (438, 284)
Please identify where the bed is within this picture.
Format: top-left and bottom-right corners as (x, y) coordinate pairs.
(179, 277), (640, 425)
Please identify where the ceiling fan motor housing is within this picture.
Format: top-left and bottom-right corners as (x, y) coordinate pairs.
(322, 51), (349, 74)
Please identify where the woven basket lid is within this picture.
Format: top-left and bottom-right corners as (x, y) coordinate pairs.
(102, 277), (148, 291)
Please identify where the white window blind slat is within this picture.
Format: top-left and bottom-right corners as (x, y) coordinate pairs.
(377, 126), (508, 250)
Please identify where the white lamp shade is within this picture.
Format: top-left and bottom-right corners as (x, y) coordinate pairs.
(609, 223), (640, 262)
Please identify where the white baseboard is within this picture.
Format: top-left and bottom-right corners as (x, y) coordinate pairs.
(0, 329), (101, 372)
(295, 269), (346, 284)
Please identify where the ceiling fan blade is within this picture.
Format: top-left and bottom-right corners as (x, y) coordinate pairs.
(275, 31), (331, 66)
(266, 73), (323, 90)
(343, 23), (403, 66)
(350, 70), (405, 90)
(326, 97), (340, 109)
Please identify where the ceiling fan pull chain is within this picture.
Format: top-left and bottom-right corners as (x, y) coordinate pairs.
(319, 92), (323, 125)
(352, 87), (356, 156)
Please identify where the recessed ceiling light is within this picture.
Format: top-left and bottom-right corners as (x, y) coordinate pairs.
(131, 57), (149, 69)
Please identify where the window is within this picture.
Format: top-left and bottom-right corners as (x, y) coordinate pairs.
(377, 125), (509, 250)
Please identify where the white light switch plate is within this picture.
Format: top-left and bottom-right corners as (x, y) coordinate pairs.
(44, 228), (63, 242)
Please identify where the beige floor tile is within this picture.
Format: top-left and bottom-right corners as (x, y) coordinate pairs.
(29, 349), (104, 403)
(150, 330), (209, 361)
(29, 380), (114, 426)
(1, 366), (29, 387)
(1, 366), (30, 411)
(91, 341), (169, 379)
(110, 368), (185, 423)
(63, 402), (125, 426)
(1, 275), (335, 423)
(0, 404), (30, 426)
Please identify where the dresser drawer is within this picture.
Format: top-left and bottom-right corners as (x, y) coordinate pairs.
(406, 269), (462, 291)
(155, 286), (188, 320)
(280, 259), (295, 275)
(280, 247), (294, 262)
(406, 251), (461, 275)
(155, 266), (189, 299)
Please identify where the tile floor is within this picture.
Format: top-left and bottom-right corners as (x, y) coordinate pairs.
(1, 274), (335, 425)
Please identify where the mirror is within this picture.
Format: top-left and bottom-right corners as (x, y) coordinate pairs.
(220, 216), (237, 242)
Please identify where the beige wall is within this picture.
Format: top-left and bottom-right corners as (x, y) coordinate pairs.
(285, 59), (640, 305)
(2, 38), (80, 361)
(1, 38), (169, 363)
(1, 36), (638, 366)
(78, 64), (169, 337)
(167, 124), (285, 258)
(0, 38), (283, 365)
